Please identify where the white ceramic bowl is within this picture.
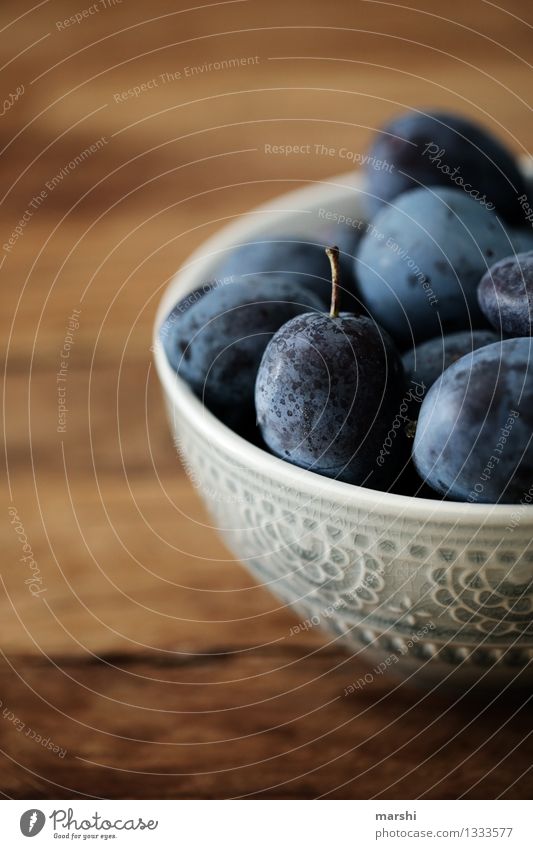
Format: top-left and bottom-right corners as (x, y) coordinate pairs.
(153, 173), (533, 691)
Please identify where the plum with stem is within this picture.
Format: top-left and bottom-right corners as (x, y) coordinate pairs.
(255, 247), (408, 487)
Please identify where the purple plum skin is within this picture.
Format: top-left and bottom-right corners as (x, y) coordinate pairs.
(402, 329), (500, 400)
(364, 110), (528, 224)
(478, 251), (533, 337)
(163, 276), (324, 434)
(255, 312), (408, 488)
(356, 187), (521, 347)
(413, 338), (533, 502)
(211, 236), (358, 310)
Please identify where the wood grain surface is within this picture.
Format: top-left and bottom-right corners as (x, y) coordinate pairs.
(1, 0), (532, 799)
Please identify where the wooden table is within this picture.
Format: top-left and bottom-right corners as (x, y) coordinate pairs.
(2, 0), (532, 799)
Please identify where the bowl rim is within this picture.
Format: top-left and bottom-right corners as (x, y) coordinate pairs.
(153, 171), (533, 526)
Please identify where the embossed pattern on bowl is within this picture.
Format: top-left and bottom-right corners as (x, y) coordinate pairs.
(154, 172), (533, 690)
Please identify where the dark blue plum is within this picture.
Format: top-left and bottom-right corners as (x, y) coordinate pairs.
(364, 110), (528, 224)
(507, 227), (533, 254)
(255, 314), (407, 487)
(478, 251), (533, 337)
(163, 277), (323, 433)
(159, 284), (214, 371)
(255, 249), (407, 488)
(356, 187), (519, 347)
(402, 329), (500, 401)
(413, 338), (533, 503)
(212, 235), (357, 309)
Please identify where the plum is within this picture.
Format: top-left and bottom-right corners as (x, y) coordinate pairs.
(413, 337), (533, 502)
(211, 235), (357, 309)
(163, 277), (323, 433)
(255, 248), (408, 488)
(356, 187), (521, 347)
(402, 329), (500, 401)
(507, 227), (533, 254)
(478, 251), (533, 336)
(159, 284), (214, 371)
(364, 110), (528, 224)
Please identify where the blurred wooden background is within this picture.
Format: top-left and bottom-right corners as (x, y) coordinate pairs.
(1, 0), (532, 799)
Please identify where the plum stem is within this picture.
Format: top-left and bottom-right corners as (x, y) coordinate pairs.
(326, 245), (341, 318)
